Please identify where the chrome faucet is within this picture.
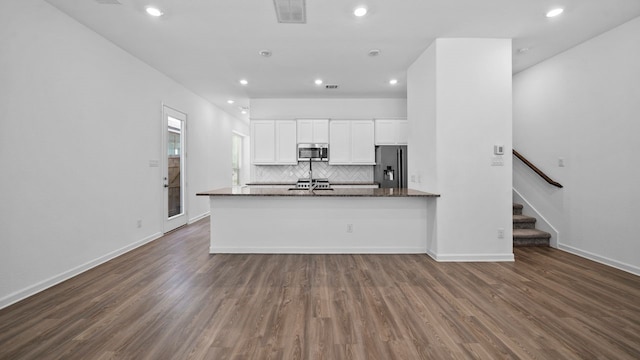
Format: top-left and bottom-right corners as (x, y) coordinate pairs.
(309, 159), (318, 192)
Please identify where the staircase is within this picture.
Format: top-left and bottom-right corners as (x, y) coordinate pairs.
(513, 203), (551, 247)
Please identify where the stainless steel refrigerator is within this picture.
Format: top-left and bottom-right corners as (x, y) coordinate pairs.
(374, 146), (407, 188)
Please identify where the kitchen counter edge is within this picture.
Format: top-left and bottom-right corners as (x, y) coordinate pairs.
(244, 181), (380, 186)
(196, 187), (439, 198)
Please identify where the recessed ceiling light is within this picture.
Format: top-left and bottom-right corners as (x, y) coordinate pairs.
(368, 49), (381, 57)
(241, 110), (247, 115)
(354, 7), (367, 17)
(239, 79), (248, 85)
(314, 79), (323, 85)
(546, 8), (564, 18)
(227, 100), (235, 104)
(145, 6), (164, 17)
(389, 79), (398, 85)
(517, 47), (530, 54)
(258, 49), (272, 57)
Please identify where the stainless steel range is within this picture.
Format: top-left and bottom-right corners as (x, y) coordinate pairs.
(295, 178), (331, 190)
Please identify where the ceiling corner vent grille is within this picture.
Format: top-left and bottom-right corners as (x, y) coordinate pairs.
(325, 84), (339, 89)
(273, 0), (306, 24)
(95, 0), (122, 4)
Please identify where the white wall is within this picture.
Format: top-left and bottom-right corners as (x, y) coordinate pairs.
(408, 39), (513, 261)
(407, 45), (438, 254)
(0, 0), (248, 308)
(250, 98), (407, 120)
(513, 17), (640, 274)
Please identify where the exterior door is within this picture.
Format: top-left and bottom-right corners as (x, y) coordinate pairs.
(163, 105), (187, 233)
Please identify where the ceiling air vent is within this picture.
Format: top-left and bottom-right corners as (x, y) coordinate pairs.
(273, 0), (306, 24)
(95, 0), (121, 4)
(325, 84), (339, 89)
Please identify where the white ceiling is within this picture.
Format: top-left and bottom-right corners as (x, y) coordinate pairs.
(45, 0), (640, 121)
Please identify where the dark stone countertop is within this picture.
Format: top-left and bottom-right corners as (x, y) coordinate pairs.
(196, 187), (439, 198)
(245, 181), (380, 186)
(244, 182), (295, 186)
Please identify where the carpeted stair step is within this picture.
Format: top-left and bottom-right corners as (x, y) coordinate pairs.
(513, 214), (537, 229)
(513, 203), (523, 215)
(513, 228), (551, 247)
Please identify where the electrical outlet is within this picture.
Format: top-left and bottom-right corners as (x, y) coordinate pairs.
(497, 228), (505, 238)
(558, 158), (565, 167)
(137, 220), (142, 228)
(347, 224), (353, 233)
(411, 175), (416, 182)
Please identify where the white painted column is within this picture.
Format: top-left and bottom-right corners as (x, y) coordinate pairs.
(408, 38), (514, 261)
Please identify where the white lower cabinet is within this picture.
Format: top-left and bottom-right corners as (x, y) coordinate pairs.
(251, 120), (297, 165)
(329, 120), (375, 165)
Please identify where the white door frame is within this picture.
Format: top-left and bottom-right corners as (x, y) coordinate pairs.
(162, 104), (188, 233)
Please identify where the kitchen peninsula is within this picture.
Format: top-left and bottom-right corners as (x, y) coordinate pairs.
(196, 187), (439, 254)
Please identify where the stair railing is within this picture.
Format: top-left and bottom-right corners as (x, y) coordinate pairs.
(513, 149), (563, 188)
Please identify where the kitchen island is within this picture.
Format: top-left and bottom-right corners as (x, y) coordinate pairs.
(196, 187), (439, 254)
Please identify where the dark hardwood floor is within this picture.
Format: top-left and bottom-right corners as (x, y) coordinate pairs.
(1, 217), (639, 359)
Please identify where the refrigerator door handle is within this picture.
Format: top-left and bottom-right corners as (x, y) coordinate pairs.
(396, 149), (402, 188)
(399, 148), (403, 188)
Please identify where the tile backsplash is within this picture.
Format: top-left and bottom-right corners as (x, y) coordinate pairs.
(252, 162), (373, 183)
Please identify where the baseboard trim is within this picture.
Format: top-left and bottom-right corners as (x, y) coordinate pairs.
(210, 247), (427, 254)
(189, 211), (210, 224)
(427, 249), (515, 262)
(558, 244), (640, 276)
(0, 232), (163, 310)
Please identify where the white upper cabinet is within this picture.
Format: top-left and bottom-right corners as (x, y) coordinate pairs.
(329, 120), (375, 165)
(251, 120), (297, 165)
(351, 120), (376, 164)
(275, 121), (297, 164)
(375, 119), (408, 145)
(297, 120), (313, 143)
(328, 121), (351, 164)
(297, 119), (329, 143)
(251, 120), (276, 164)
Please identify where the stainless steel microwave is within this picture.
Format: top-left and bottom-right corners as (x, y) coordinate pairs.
(298, 143), (328, 162)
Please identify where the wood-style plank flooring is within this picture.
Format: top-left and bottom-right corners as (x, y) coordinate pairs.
(1, 217), (639, 359)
